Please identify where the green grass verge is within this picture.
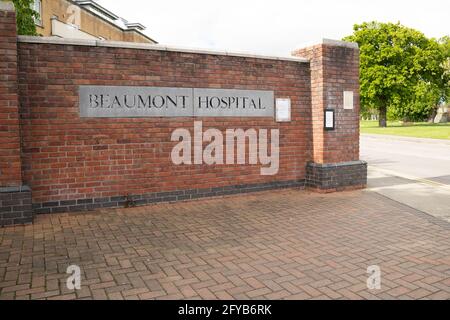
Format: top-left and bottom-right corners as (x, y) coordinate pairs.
(360, 120), (450, 140)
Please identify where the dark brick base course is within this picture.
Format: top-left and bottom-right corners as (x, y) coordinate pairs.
(306, 161), (367, 191)
(0, 186), (33, 226)
(32, 179), (306, 215)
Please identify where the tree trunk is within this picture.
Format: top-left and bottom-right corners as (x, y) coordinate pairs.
(428, 104), (439, 123)
(379, 105), (387, 127)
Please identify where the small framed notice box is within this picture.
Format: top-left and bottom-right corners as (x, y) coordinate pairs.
(324, 109), (335, 130)
(275, 98), (291, 122)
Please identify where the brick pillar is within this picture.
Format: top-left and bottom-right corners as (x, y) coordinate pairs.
(0, 1), (32, 226)
(293, 39), (367, 192)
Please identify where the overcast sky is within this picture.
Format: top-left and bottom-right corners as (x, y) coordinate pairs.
(97, 0), (449, 57)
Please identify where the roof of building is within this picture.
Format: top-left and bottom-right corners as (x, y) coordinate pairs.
(72, 0), (157, 43)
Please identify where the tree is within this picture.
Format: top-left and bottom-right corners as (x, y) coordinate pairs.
(11, 0), (38, 35)
(344, 22), (446, 127)
(396, 37), (449, 122)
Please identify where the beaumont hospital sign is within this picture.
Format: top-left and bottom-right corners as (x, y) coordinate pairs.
(79, 86), (275, 118)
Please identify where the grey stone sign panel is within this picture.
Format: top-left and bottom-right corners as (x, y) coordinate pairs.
(79, 85), (193, 118)
(193, 88), (274, 117)
(79, 86), (274, 118)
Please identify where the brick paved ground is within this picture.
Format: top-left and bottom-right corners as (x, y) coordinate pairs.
(0, 189), (449, 300)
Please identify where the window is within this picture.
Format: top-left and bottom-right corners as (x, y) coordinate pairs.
(33, 0), (42, 26)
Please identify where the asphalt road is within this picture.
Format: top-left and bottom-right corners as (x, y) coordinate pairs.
(360, 134), (450, 223)
(361, 134), (450, 185)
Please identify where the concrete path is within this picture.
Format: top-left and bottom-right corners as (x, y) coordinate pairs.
(361, 134), (450, 223)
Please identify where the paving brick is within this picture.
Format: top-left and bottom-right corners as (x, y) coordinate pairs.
(247, 287), (272, 298)
(0, 189), (449, 300)
(407, 288), (433, 299)
(107, 292), (124, 300)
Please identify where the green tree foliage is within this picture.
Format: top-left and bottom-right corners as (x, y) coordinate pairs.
(11, 0), (38, 35)
(394, 37), (449, 122)
(390, 81), (440, 121)
(344, 22), (448, 127)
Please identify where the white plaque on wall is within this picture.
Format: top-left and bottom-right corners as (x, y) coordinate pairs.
(343, 91), (354, 110)
(275, 98), (291, 122)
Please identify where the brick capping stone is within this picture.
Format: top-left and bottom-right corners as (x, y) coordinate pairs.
(306, 161), (368, 191)
(0, 185), (33, 227)
(292, 38), (359, 51)
(32, 179), (306, 215)
(17, 36), (310, 63)
(0, 1), (15, 11)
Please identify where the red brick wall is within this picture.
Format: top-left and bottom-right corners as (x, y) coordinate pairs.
(17, 42), (312, 204)
(0, 7), (22, 187)
(292, 45), (325, 164)
(293, 43), (360, 164)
